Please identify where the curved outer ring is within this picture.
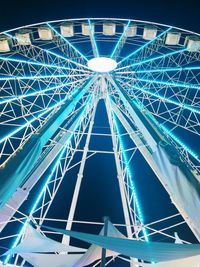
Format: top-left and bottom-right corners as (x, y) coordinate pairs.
(1, 18), (200, 37)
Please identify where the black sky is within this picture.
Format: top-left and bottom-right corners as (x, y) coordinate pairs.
(0, 0), (199, 33)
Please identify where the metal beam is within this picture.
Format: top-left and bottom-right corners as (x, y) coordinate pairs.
(115, 48), (186, 71)
(47, 23), (88, 62)
(62, 99), (97, 245)
(117, 27), (172, 65)
(88, 19), (99, 57)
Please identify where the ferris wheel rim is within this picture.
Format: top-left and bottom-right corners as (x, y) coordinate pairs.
(1, 17), (200, 37)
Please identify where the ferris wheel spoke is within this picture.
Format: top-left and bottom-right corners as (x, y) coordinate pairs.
(0, 77), (89, 106)
(4, 32), (89, 71)
(0, 73), (90, 82)
(135, 77), (200, 90)
(115, 47), (187, 71)
(117, 74), (200, 90)
(110, 20), (131, 60)
(47, 23), (88, 62)
(0, 55), (81, 72)
(0, 80), (89, 144)
(109, 105), (148, 241)
(117, 81), (200, 115)
(115, 77), (200, 136)
(3, 95), (95, 265)
(87, 19), (99, 57)
(116, 65), (200, 74)
(117, 27), (172, 66)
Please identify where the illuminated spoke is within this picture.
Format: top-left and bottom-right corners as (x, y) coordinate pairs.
(110, 20), (130, 59)
(117, 27), (172, 66)
(116, 66), (200, 74)
(0, 73), (90, 81)
(88, 19), (99, 57)
(118, 82), (200, 115)
(47, 23), (88, 62)
(5, 32), (89, 70)
(0, 77), (89, 106)
(116, 48), (186, 71)
(134, 77), (200, 90)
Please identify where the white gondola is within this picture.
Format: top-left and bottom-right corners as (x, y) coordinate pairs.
(38, 27), (53, 40)
(185, 36), (200, 51)
(143, 26), (157, 40)
(82, 23), (94, 36)
(165, 32), (181, 45)
(16, 30), (32, 45)
(125, 24), (137, 37)
(103, 22), (116, 36)
(0, 36), (11, 52)
(60, 23), (74, 37)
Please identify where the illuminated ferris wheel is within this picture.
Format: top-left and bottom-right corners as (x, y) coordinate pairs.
(0, 18), (200, 267)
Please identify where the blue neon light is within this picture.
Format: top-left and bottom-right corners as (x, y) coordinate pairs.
(131, 66), (200, 74)
(0, 78), (87, 106)
(4, 97), (92, 264)
(110, 21), (131, 59)
(87, 19), (99, 57)
(4, 32), (88, 70)
(47, 23), (88, 62)
(135, 101), (199, 162)
(160, 125), (199, 161)
(111, 111), (149, 242)
(0, 86), (79, 145)
(115, 48), (186, 71)
(118, 27), (172, 65)
(0, 55), (77, 71)
(136, 77), (200, 90)
(131, 85), (200, 115)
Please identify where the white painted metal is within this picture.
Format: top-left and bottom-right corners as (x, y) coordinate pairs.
(62, 100), (97, 245)
(0, 18), (199, 267)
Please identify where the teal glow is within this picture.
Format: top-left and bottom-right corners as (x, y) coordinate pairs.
(110, 105), (149, 241)
(0, 73), (89, 81)
(110, 20), (131, 59)
(0, 78), (88, 106)
(47, 23), (88, 62)
(4, 96), (92, 264)
(116, 48), (186, 71)
(132, 85), (200, 115)
(131, 66), (200, 74)
(160, 125), (199, 161)
(136, 77), (200, 90)
(0, 86), (79, 144)
(135, 101), (199, 162)
(118, 27), (172, 65)
(4, 32), (88, 70)
(87, 19), (99, 57)
(0, 55), (80, 71)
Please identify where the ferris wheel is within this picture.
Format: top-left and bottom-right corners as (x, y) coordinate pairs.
(0, 18), (200, 267)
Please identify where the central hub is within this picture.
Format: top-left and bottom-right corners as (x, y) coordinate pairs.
(87, 57), (117, 73)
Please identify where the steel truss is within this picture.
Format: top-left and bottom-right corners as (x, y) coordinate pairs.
(0, 18), (200, 267)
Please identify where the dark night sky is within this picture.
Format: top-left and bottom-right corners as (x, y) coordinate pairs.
(0, 0), (199, 33)
(0, 1), (199, 266)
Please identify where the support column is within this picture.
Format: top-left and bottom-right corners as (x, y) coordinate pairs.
(62, 101), (98, 245)
(105, 96), (136, 267)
